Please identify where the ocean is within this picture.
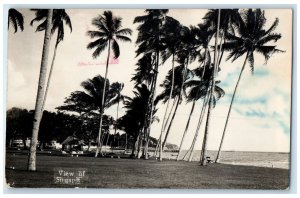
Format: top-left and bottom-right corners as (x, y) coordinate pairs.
(148, 150), (290, 169)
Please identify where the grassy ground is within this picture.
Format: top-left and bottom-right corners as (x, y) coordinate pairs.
(5, 152), (289, 189)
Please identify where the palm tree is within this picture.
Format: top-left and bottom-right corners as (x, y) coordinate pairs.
(8, 9), (24, 33)
(156, 17), (182, 158)
(27, 9), (53, 171)
(30, 9), (72, 113)
(87, 10), (132, 157)
(120, 84), (156, 158)
(109, 83), (127, 152)
(176, 23), (214, 161)
(159, 26), (199, 160)
(199, 9), (221, 166)
(186, 66), (225, 162)
(202, 9), (242, 68)
(215, 9), (283, 162)
(57, 75), (122, 116)
(134, 9), (169, 159)
(155, 63), (193, 157)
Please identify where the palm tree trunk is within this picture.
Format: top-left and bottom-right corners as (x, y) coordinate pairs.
(144, 50), (159, 159)
(161, 95), (180, 152)
(27, 9), (53, 171)
(105, 133), (110, 152)
(216, 30), (225, 73)
(158, 54), (175, 146)
(188, 94), (209, 162)
(176, 100), (196, 161)
(200, 9), (221, 166)
(215, 51), (249, 163)
(178, 47), (209, 161)
(95, 39), (111, 157)
(154, 96), (178, 157)
(130, 136), (138, 158)
(161, 58), (188, 153)
(136, 132), (143, 158)
(124, 133), (127, 154)
(40, 36), (60, 113)
(112, 99), (120, 153)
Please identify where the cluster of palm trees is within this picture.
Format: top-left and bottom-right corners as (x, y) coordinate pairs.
(8, 8), (282, 171)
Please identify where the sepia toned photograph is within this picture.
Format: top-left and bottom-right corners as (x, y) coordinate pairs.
(5, 8), (292, 189)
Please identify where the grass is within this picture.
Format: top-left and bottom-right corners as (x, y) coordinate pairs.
(5, 152), (289, 189)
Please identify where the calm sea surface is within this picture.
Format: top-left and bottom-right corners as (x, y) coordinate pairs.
(149, 150), (290, 169)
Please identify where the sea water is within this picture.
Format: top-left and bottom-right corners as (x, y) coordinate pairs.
(149, 150), (290, 169)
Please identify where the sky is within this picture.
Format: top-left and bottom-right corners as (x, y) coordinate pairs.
(6, 8), (292, 152)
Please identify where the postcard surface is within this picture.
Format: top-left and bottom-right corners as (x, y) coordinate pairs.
(5, 8), (292, 189)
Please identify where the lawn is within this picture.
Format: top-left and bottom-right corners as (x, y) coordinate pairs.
(5, 152), (289, 189)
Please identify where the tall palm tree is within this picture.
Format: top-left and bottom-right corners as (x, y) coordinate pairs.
(134, 9), (169, 159)
(215, 9), (283, 162)
(158, 17), (181, 141)
(27, 9), (53, 171)
(159, 26), (199, 159)
(202, 9), (242, 68)
(8, 9), (24, 33)
(186, 66), (225, 162)
(155, 63), (193, 158)
(176, 23), (214, 161)
(87, 10), (132, 157)
(200, 9), (221, 166)
(30, 9), (72, 113)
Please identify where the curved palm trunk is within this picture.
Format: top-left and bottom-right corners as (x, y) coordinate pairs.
(176, 100), (196, 161)
(144, 50), (159, 160)
(28, 9), (53, 171)
(154, 96), (177, 157)
(154, 97), (174, 157)
(188, 95), (209, 162)
(178, 47), (209, 161)
(161, 95), (180, 152)
(215, 51), (249, 163)
(40, 36), (60, 113)
(161, 60), (188, 157)
(157, 54), (175, 153)
(95, 39), (111, 157)
(200, 9), (221, 166)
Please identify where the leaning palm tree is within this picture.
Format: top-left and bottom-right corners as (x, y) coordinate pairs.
(185, 66), (225, 162)
(200, 9), (221, 166)
(87, 10), (132, 157)
(8, 9), (24, 33)
(176, 23), (214, 161)
(27, 9), (53, 171)
(159, 26), (199, 159)
(134, 9), (169, 159)
(215, 9), (283, 162)
(30, 9), (72, 113)
(155, 63), (193, 158)
(157, 17), (181, 149)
